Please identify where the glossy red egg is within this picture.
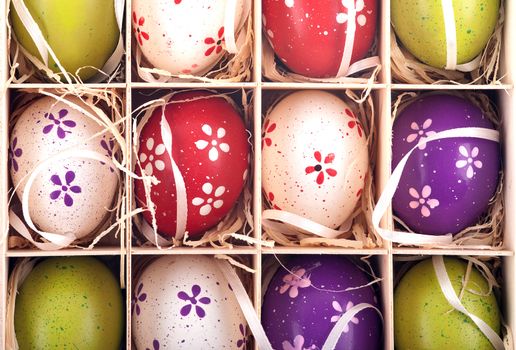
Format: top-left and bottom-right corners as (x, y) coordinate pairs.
(134, 91), (249, 238)
(263, 0), (377, 78)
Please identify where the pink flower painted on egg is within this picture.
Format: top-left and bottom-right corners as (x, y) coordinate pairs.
(408, 185), (439, 218)
(279, 268), (311, 298)
(305, 151), (337, 185)
(204, 27), (225, 56)
(133, 11), (150, 46)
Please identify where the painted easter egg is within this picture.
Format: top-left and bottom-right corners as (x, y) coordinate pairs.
(394, 257), (501, 349)
(10, 96), (119, 239)
(262, 90), (368, 229)
(262, 255), (382, 349)
(392, 94), (500, 235)
(11, 0), (120, 81)
(132, 255), (247, 349)
(132, 0), (245, 76)
(14, 257), (124, 350)
(391, 0), (499, 68)
(134, 91), (249, 238)
(262, 0), (378, 78)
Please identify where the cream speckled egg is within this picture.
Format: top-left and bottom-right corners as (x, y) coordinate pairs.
(132, 0), (245, 76)
(9, 96), (119, 239)
(262, 90), (368, 228)
(132, 256), (247, 349)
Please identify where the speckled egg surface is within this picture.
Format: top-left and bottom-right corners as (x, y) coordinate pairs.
(134, 91), (249, 238)
(262, 255), (382, 349)
(262, 0), (377, 78)
(132, 0), (245, 75)
(132, 255), (247, 349)
(392, 94), (500, 235)
(394, 257), (501, 349)
(391, 0), (499, 68)
(10, 96), (119, 238)
(14, 257), (124, 350)
(262, 90), (368, 229)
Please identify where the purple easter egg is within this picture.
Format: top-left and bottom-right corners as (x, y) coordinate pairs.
(392, 94), (500, 236)
(262, 255), (382, 350)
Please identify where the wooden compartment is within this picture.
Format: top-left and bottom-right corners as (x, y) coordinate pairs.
(1, 0), (515, 349)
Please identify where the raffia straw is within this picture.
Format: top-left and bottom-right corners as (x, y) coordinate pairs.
(134, 9), (253, 83)
(131, 90), (254, 248)
(391, 1), (505, 85)
(393, 255), (512, 349)
(391, 91), (504, 249)
(261, 90), (382, 248)
(6, 2), (125, 84)
(6, 87), (129, 250)
(261, 34), (381, 84)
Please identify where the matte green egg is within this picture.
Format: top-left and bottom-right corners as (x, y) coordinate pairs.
(394, 257), (501, 350)
(10, 0), (119, 81)
(14, 257), (123, 350)
(391, 0), (499, 68)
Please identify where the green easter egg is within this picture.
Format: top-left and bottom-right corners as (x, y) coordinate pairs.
(10, 0), (119, 81)
(394, 257), (501, 350)
(14, 257), (123, 350)
(391, 0), (499, 68)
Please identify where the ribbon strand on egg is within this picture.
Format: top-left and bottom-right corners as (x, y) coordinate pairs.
(372, 127), (500, 246)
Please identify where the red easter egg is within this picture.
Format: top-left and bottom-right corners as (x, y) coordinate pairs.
(263, 0), (377, 78)
(134, 91), (249, 238)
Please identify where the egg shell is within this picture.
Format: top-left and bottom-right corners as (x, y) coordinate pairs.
(132, 255), (247, 349)
(132, 0), (245, 76)
(262, 255), (382, 349)
(392, 94), (500, 235)
(261, 90), (368, 229)
(391, 0), (499, 68)
(11, 0), (119, 81)
(262, 0), (377, 78)
(10, 96), (119, 239)
(14, 257), (124, 350)
(394, 257), (501, 349)
(134, 91), (249, 238)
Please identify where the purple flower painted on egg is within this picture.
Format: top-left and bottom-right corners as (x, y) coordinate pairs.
(237, 323), (247, 348)
(43, 109), (76, 139)
(100, 137), (116, 173)
(177, 284), (211, 318)
(49, 170), (81, 207)
(145, 339), (159, 350)
(8, 137), (23, 172)
(132, 282), (147, 316)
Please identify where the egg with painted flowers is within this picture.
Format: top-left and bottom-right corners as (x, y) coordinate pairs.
(391, 0), (500, 68)
(132, 0), (246, 76)
(392, 94), (500, 235)
(10, 95), (119, 239)
(262, 255), (382, 349)
(14, 257), (124, 350)
(134, 90), (249, 238)
(262, 0), (378, 78)
(262, 90), (368, 229)
(132, 255), (247, 349)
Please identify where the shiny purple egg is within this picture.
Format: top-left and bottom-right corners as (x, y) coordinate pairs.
(262, 255), (382, 350)
(392, 94), (500, 236)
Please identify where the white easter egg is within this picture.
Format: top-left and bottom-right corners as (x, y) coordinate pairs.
(9, 96), (119, 239)
(132, 255), (247, 349)
(132, 0), (245, 76)
(262, 90), (368, 229)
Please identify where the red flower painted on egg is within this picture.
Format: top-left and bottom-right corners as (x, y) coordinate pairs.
(204, 27), (225, 56)
(305, 151), (337, 185)
(174, 0), (182, 3)
(267, 192), (281, 210)
(261, 119), (277, 149)
(346, 108), (363, 138)
(133, 12), (150, 46)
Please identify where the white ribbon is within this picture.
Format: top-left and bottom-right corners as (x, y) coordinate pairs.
(224, 0), (252, 54)
(322, 302), (383, 350)
(432, 256), (504, 350)
(441, 0), (481, 72)
(372, 127), (499, 246)
(215, 259), (273, 350)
